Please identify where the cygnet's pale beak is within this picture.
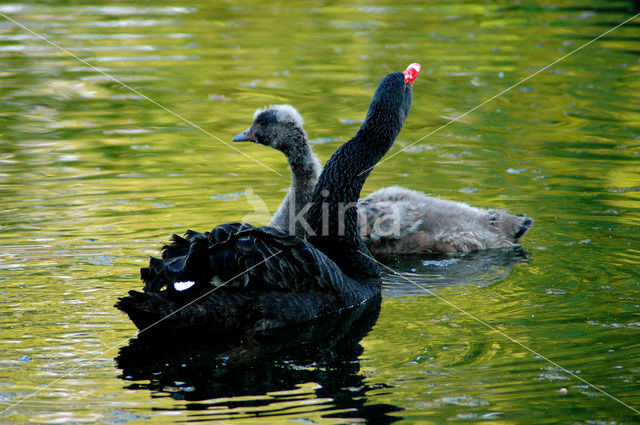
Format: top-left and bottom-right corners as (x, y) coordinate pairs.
(232, 127), (254, 142)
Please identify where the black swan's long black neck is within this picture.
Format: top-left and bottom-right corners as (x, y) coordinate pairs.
(308, 117), (403, 235)
(306, 72), (411, 279)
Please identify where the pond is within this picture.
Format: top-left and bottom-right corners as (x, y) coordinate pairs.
(1, 0), (639, 423)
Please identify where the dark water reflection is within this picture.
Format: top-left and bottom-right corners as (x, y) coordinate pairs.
(116, 297), (402, 423)
(381, 248), (531, 297)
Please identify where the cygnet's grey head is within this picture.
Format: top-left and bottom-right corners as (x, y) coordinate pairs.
(232, 104), (305, 153)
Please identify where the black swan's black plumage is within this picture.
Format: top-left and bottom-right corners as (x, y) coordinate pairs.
(115, 68), (415, 336)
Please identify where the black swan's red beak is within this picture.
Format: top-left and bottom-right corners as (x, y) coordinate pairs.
(403, 63), (421, 85)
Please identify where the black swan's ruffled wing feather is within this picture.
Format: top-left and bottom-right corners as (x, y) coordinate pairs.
(140, 223), (347, 296)
(117, 220), (360, 334)
(118, 224), (378, 336)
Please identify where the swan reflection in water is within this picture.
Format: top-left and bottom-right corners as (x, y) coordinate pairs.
(115, 248), (529, 423)
(116, 296), (402, 424)
(381, 247), (531, 297)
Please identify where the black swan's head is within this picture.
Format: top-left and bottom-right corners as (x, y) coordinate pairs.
(232, 104), (306, 154)
(359, 63), (420, 142)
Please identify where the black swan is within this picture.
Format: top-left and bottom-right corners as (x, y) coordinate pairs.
(115, 63), (420, 335)
(233, 105), (533, 256)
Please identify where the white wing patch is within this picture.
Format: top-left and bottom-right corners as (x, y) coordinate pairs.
(174, 280), (196, 291)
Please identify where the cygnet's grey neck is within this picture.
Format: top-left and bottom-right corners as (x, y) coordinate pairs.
(269, 126), (321, 237)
